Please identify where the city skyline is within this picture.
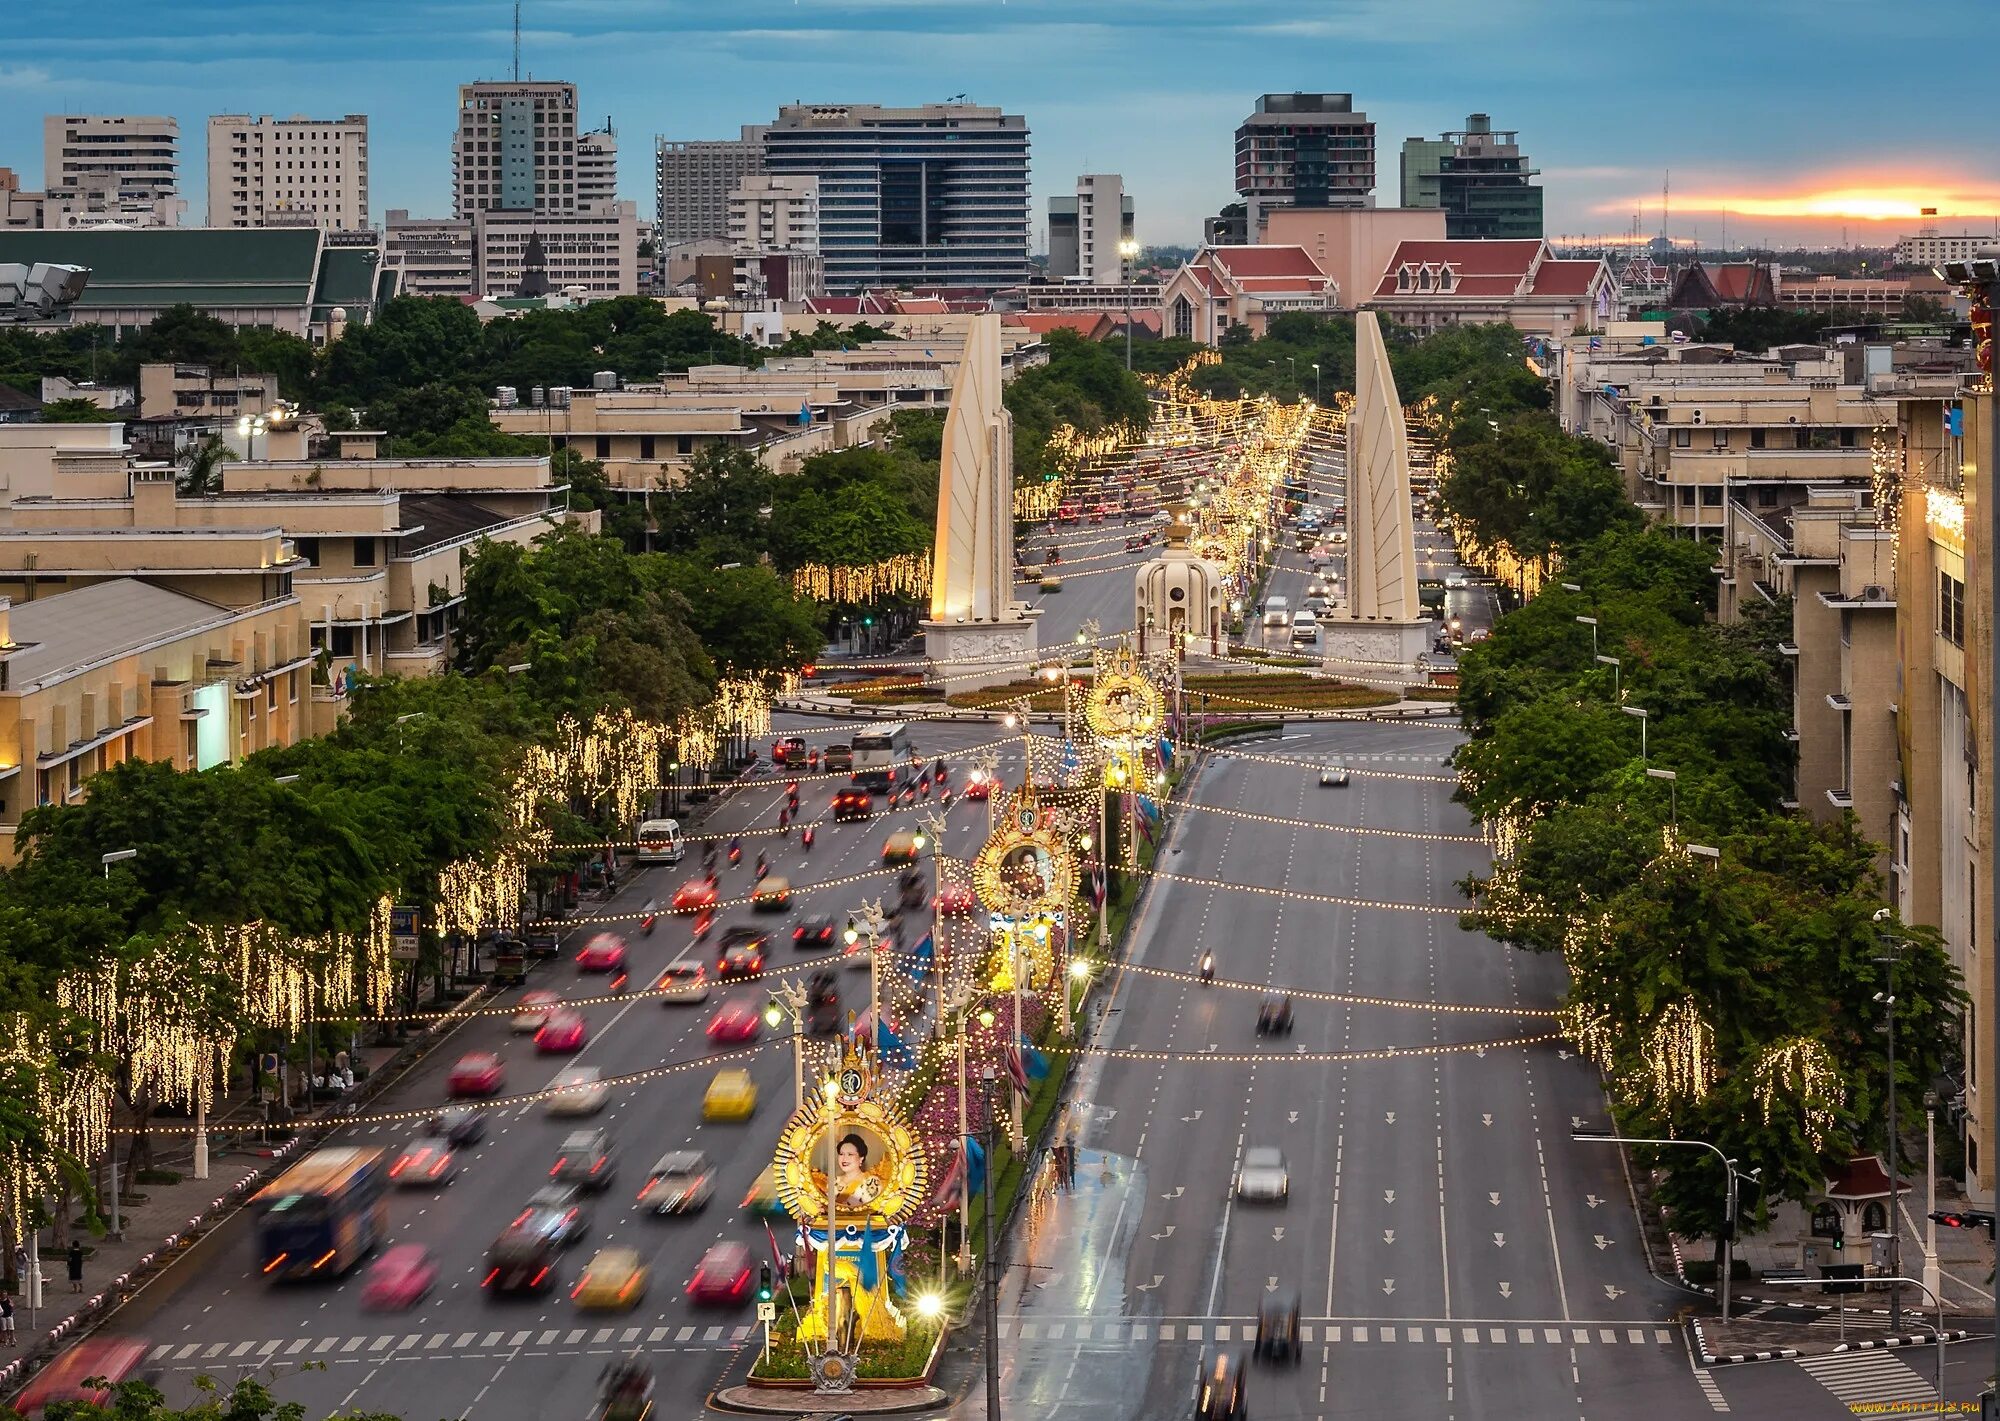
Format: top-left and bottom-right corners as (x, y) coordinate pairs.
(6, 0), (2000, 250)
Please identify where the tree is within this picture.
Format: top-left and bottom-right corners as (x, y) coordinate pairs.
(1697, 306), (1830, 351)
(650, 558), (823, 684)
(650, 446), (776, 564)
(39, 397), (109, 423)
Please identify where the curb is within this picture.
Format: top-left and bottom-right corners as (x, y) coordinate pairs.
(1691, 1318), (1799, 1366)
(1691, 1317), (1972, 1367)
(1826, 1329), (1971, 1353)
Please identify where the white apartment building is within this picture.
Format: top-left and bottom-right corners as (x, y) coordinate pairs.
(206, 114), (370, 231)
(1892, 230), (2000, 269)
(577, 125), (619, 213)
(384, 210), (476, 298)
(452, 81), (580, 219)
(727, 174), (820, 253)
(473, 206), (640, 298)
(41, 114), (182, 227)
(656, 129), (766, 243)
(1072, 174), (1133, 285)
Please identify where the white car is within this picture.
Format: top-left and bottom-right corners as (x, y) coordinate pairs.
(1236, 1147), (1289, 1203)
(1444, 572), (1468, 589)
(546, 1066), (608, 1117)
(1262, 597), (1291, 629)
(511, 990), (562, 1033)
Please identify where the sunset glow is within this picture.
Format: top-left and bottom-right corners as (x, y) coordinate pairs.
(1596, 182), (2000, 224)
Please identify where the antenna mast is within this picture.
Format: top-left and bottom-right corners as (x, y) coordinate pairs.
(513, 2), (521, 81)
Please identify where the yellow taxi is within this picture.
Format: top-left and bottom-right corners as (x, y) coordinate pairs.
(702, 1068), (758, 1122)
(750, 876), (791, 912)
(571, 1247), (648, 1310)
(882, 831), (924, 865)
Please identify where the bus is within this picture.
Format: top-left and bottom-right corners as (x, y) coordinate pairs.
(635, 818), (684, 864)
(849, 722), (912, 792)
(252, 1146), (388, 1280)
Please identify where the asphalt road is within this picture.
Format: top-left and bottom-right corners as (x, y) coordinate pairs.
(1016, 512), (1160, 651)
(93, 717), (1028, 1421)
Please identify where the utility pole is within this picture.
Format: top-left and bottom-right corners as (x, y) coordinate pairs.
(982, 1064), (1002, 1421)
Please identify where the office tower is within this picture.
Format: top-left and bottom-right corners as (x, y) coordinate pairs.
(207, 114), (370, 230)
(384, 210), (476, 297)
(763, 103), (1030, 292)
(42, 114), (181, 227)
(655, 127), (766, 243)
(1234, 93), (1375, 234)
(577, 123), (619, 212)
(1053, 174), (1133, 283)
(1399, 114), (1543, 240)
(452, 80), (580, 218)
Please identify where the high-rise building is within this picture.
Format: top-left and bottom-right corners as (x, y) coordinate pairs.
(1048, 175), (1133, 283)
(763, 103), (1031, 293)
(727, 174), (822, 300)
(1399, 114), (1543, 240)
(206, 114), (370, 231)
(655, 128), (766, 243)
(473, 206), (640, 299)
(451, 81), (580, 219)
(384, 210), (476, 298)
(577, 123), (619, 213)
(41, 114), (182, 227)
(1234, 94), (1375, 235)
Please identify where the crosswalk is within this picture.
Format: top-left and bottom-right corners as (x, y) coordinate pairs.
(149, 1324), (756, 1367)
(1796, 1350), (1936, 1410)
(996, 1318), (1676, 1347)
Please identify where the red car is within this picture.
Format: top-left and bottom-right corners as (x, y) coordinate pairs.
(448, 1051), (505, 1098)
(12, 1337), (153, 1418)
(934, 882), (978, 914)
(963, 773), (993, 801)
(576, 934), (627, 973)
(672, 878), (718, 914)
(771, 736), (806, 765)
(706, 999), (762, 1044)
(687, 1240), (755, 1306)
(832, 788), (873, 822)
(536, 1008), (589, 1054)
(361, 1244), (439, 1311)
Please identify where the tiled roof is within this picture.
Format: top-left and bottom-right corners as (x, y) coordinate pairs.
(1530, 260), (1604, 297)
(4, 577), (237, 691)
(1209, 245), (1328, 280)
(1372, 239), (1550, 299)
(1006, 312), (1111, 337)
(1709, 264), (1767, 303)
(0, 228), (322, 308)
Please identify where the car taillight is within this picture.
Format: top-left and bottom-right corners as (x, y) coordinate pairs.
(389, 1159), (408, 1177)
(569, 1279), (586, 1299)
(510, 1209), (532, 1228)
(549, 1162), (562, 1175)
(263, 1253), (288, 1274)
(792, 928), (802, 939)
(313, 1248), (338, 1270)
(483, 1267), (500, 1287)
(637, 1181), (654, 1200)
(430, 1158), (449, 1177)
(531, 1265), (551, 1287)
(589, 1159), (605, 1174)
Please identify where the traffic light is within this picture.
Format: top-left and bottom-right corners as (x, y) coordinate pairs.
(1930, 1208), (1997, 1238)
(757, 1263), (773, 1302)
(1830, 1232), (1843, 1252)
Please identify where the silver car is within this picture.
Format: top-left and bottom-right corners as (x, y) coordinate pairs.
(1235, 1147), (1289, 1203)
(639, 1150), (714, 1216)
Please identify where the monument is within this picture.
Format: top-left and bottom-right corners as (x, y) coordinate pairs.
(923, 313), (1040, 689)
(1134, 502), (1227, 658)
(1326, 311), (1432, 672)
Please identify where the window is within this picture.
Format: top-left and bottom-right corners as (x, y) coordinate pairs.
(1750, 428), (1766, 449)
(267, 679), (278, 711)
(1700, 486), (1723, 507)
(640, 435), (656, 461)
(595, 435), (611, 459)
(1840, 428), (1857, 448)
(288, 670), (299, 705)
(677, 435), (693, 455)
(1674, 428), (1692, 448)
(1939, 569), (1966, 647)
(66, 756), (81, 796)
(293, 536), (319, 567)
(353, 538), (375, 567)
(1712, 429), (1729, 449)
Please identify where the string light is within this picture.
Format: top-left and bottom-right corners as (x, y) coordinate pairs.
(792, 553), (933, 604)
(1751, 1036), (1842, 1149)
(1118, 961), (1556, 1016)
(1641, 998), (1715, 1102)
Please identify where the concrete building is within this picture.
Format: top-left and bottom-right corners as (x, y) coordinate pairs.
(1235, 94), (1375, 234)
(577, 123), (619, 212)
(452, 80), (581, 219)
(1367, 238), (1613, 339)
(1893, 230), (2000, 269)
(384, 210), (476, 298)
(37, 376), (131, 413)
(1398, 114), (1542, 240)
(656, 129), (766, 243)
(41, 114), (182, 228)
(763, 103), (1031, 293)
(1260, 205), (1446, 315)
(206, 114), (370, 231)
(1158, 245), (1340, 345)
(726, 174), (821, 299)
(472, 205), (640, 298)
(1048, 175), (1134, 284)
(0, 580), (312, 843)
(0, 169), (45, 229)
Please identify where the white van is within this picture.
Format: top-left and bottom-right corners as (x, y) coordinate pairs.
(1291, 612), (1320, 647)
(1262, 596), (1291, 629)
(635, 818), (684, 864)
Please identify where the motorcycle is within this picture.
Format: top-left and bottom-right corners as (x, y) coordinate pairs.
(755, 854), (770, 882)
(640, 911), (658, 938)
(801, 826), (815, 851)
(1199, 952), (1215, 984)
(608, 969), (630, 995)
(727, 837), (742, 866)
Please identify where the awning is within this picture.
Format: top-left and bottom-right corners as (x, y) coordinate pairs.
(37, 714), (155, 769)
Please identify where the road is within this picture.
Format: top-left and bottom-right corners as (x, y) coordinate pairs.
(1017, 512), (1160, 651)
(98, 718), (1029, 1421)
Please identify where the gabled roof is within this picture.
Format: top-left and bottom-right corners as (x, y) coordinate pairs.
(1667, 261), (1779, 309)
(1005, 312), (1113, 338)
(4, 577), (238, 692)
(1209, 245), (1328, 281)
(1530, 259), (1606, 297)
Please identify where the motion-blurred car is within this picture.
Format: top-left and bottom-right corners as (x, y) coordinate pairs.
(963, 772), (993, 801)
(1195, 1348), (1248, 1420)
(823, 744), (853, 772)
(703, 1068), (758, 1121)
(389, 1136), (458, 1187)
(742, 1165), (789, 1220)
(522, 1185), (590, 1246)
(535, 1008), (589, 1054)
(770, 735), (807, 766)
(448, 1051), (505, 1098)
(832, 788), (873, 822)
(572, 1247), (648, 1310)
(715, 927), (768, 979)
(546, 1065), (608, 1117)
(1254, 1290), (1303, 1364)
(638, 1151), (715, 1215)
(1255, 996), (1294, 1036)
(934, 882), (978, 914)
(1444, 572), (1468, 589)
(550, 1128), (617, 1192)
(484, 1214), (564, 1295)
(575, 934), (627, 973)
(511, 989), (563, 1033)
(672, 877), (719, 913)
(706, 997), (762, 1044)
(656, 956), (710, 1004)
(1235, 1147), (1289, 1204)
(687, 1240), (755, 1307)
(750, 877), (791, 913)
(361, 1244), (439, 1311)
(425, 1105), (488, 1147)
(792, 915), (837, 949)
(12, 1337), (154, 1418)
(1318, 764), (1350, 788)
(881, 831), (923, 865)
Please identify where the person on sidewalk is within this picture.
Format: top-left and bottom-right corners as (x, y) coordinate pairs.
(1, 1292), (15, 1344)
(67, 1240), (83, 1293)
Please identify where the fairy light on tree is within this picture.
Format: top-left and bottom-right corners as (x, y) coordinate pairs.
(1751, 1037), (1843, 1149)
(1642, 998), (1716, 1102)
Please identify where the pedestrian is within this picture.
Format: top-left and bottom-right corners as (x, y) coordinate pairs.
(66, 1239), (83, 1293)
(1, 1292), (14, 1344)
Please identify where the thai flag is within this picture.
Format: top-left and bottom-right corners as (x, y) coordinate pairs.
(931, 1146), (966, 1206)
(1004, 1043), (1031, 1092)
(1016, 1032), (1050, 1081)
(1157, 736), (1175, 770)
(1089, 867), (1106, 909)
(877, 1021), (915, 1070)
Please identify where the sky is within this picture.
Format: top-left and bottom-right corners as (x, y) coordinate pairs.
(7, 0), (2000, 251)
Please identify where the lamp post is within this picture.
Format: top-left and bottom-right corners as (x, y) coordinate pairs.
(1117, 237), (1141, 371)
(948, 993), (995, 1274)
(1875, 906), (1905, 1332)
(1574, 1130), (1758, 1323)
(1622, 704), (1649, 762)
(1575, 613), (1598, 660)
(1923, 1088), (1941, 1303)
(1646, 766), (1678, 827)
(764, 983), (809, 1112)
(1595, 653), (1621, 701)
(981, 1062), (1002, 1421)
(1764, 1275), (1946, 1413)
(101, 847), (137, 880)
(237, 413), (268, 461)
(1310, 362), (1321, 404)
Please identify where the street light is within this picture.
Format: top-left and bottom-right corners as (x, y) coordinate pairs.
(1573, 1129), (1758, 1323)
(237, 413), (269, 461)
(1575, 614), (1598, 659)
(1646, 766), (1678, 825)
(1622, 704), (1650, 762)
(1117, 236), (1141, 372)
(1875, 906), (1907, 1331)
(1309, 361), (1321, 404)
(981, 1062), (1002, 1421)
(100, 848), (137, 879)
(1762, 1275), (1946, 1409)
(1594, 653), (1621, 700)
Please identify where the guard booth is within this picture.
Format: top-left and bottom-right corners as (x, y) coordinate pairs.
(1801, 1155), (1905, 1283)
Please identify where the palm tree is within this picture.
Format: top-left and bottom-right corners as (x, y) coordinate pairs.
(178, 434), (237, 496)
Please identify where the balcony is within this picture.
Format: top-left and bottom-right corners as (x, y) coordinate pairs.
(1825, 787), (1854, 810)
(1825, 692), (1852, 712)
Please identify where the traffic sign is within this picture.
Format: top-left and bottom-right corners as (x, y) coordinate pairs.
(756, 1301), (776, 1323)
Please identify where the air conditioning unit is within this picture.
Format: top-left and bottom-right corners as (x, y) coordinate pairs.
(1862, 585), (1887, 601)
(1787, 414), (1800, 424)
(1691, 409), (1705, 426)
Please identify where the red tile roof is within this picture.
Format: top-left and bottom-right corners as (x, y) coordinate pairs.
(1209, 245), (1329, 281)
(1530, 259), (1604, 297)
(1372, 239), (1549, 299)
(1006, 312), (1112, 337)
(1708, 264), (1769, 303)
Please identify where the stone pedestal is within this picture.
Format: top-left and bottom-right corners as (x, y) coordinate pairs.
(923, 612), (1042, 693)
(1322, 619), (1434, 682)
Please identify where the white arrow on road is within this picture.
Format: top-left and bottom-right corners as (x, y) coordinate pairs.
(1584, 1194), (1602, 1209)
(1481, 1113), (1493, 1127)
(1475, 1046), (1487, 1059)
(1150, 1226), (1176, 1240)
(1136, 1276), (1165, 1292)
(1287, 1111), (1299, 1124)
(1492, 1233), (1506, 1248)
(1383, 1189), (1396, 1204)
(1488, 1192), (1501, 1206)
(1382, 1229), (1396, 1245)
(1603, 1284), (1624, 1301)
(1093, 1108), (1117, 1121)
(1163, 1187), (1184, 1200)
(1272, 1227), (1286, 1242)
(1571, 1116), (1587, 1130)
(1498, 1281), (1513, 1299)
(1181, 1110), (1203, 1122)
(1384, 1111), (1397, 1124)
(1558, 1049), (1571, 1060)
(1593, 1235), (1613, 1251)
(1266, 1277), (1279, 1293)
(1383, 1279), (1396, 1296)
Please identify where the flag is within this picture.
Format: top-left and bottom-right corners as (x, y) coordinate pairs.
(1157, 735), (1175, 771)
(1004, 1044), (1031, 1092)
(1089, 866), (1106, 909)
(964, 1136), (986, 1198)
(877, 1021), (914, 1070)
(1016, 1032), (1049, 1081)
(798, 400), (812, 426)
(904, 932), (934, 987)
(931, 1146), (966, 1206)
(1137, 794), (1162, 825)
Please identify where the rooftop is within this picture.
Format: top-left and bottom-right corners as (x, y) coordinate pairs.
(398, 494), (513, 556)
(4, 578), (245, 691)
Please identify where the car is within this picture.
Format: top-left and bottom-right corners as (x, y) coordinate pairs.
(389, 1136), (458, 1187)
(425, 1105), (488, 1147)
(1300, 596), (1326, 618)
(1290, 620), (1320, 648)
(550, 1128), (617, 1192)
(1254, 1290), (1303, 1365)
(823, 744), (853, 772)
(806, 972), (841, 1034)
(511, 989), (563, 1033)
(547, 1065), (608, 1116)
(572, 1247), (648, 1310)
(751, 876), (791, 913)
(707, 997), (762, 1043)
(523, 1185), (591, 1246)
(832, 787), (874, 821)
(793, 915), (837, 949)
(1261, 597), (1290, 629)
(575, 934), (627, 973)
(1306, 578), (1332, 599)
(963, 771), (993, 801)
(448, 1051), (505, 1098)
(1195, 1348), (1249, 1420)
(742, 1164), (790, 1219)
(715, 927), (768, 979)
(361, 1243), (438, 1311)
(1255, 995), (1294, 1035)
(536, 1008), (589, 1055)
(657, 956), (710, 1005)
(882, 831), (923, 865)
(12, 1337), (154, 1419)
(934, 882), (978, 914)
(770, 736), (806, 766)
(1235, 1147), (1289, 1203)
(1466, 627), (1491, 644)
(1317, 763), (1350, 788)
(703, 1068), (758, 1122)
(672, 877), (719, 913)
(1444, 572), (1468, 589)
(687, 1240), (756, 1307)
(638, 1150), (716, 1214)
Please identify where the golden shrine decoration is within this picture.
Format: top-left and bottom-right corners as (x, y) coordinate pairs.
(1083, 644), (1164, 742)
(973, 779), (1080, 920)
(986, 917), (1058, 994)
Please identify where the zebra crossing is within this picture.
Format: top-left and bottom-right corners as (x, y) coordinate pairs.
(1795, 1350), (1936, 1410)
(149, 1323), (756, 1368)
(996, 1318), (1677, 1347)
